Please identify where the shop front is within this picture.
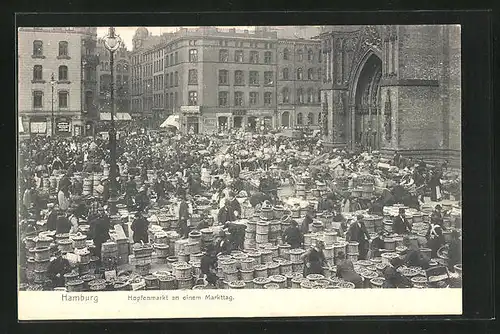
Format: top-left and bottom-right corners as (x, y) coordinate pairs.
(232, 110), (246, 129)
(55, 117), (72, 137)
(29, 116), (49, 136)
(247, 109), (275, 132)
(216, 112), (232, 132)
(180, 106), (201, 134)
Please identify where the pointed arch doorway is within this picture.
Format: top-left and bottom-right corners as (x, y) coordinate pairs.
(350, 52), (383, 151)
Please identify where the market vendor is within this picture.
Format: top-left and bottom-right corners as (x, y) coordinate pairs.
(131, 211), (149, 244)
(200, 244), (217, 286)
(427, 216), (445, 258)
(301, 240), (327, 276)
(430, 205), (444, 227)
(335, 251), (363, 288)
(90, 207), (111, 261)
(218, 199), (238, 225)
(282, 220), (303, 249)
(382, 260), (412, 288)
(177, 190), (191, 238)
(215, 230), (231, 255)
(46, 203), (59, 231)
(401, 236), (430, 269)
(301, 207), (315, 234)
(393, 208), (411, 235)
(223, 221), (246, 251)
(46, 249), (72, 289)
(346, 215), (370, 260)
(447, 230), (462, 272)
(370, 230), (386, 258)
(67, 206), (80, 234)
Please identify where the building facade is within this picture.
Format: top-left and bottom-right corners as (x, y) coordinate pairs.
(319, 25), (461, 163)
(96, 39), (131, 117)
(130, 27), (324, 134)
(18, 27), (99, 137)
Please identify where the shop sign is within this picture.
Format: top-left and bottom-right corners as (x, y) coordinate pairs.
(232, 110), (246, 116)
(30, 116), (47, 134)
(180, 106), (200, 114)
(204, 118), (216, 127)
(247, 109), (274, 117)
(56, 117), (71, 133)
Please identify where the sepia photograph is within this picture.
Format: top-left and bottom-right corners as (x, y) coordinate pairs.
(17, 24), (462, 319)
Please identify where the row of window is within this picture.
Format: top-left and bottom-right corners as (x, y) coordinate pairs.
(32, 65), (68, 81)
(32, 40), (69, 57)
(281, 87), (321, 104)
(296, 112), (319, 126)
(282, 67), (320, 81)
(215, 91), (273, 107)
(282, 48), (321, 62)
(217, 70), (274, 86)
(99, 62), (129, 73)
(32, 90), (69, 108)
(219, 49), (273, 64)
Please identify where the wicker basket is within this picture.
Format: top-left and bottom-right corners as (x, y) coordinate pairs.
(254, 264), (268, 278)
(252, 277), (271, 289)
(66, 279), (84, 292)
(34, 246), (51, 261)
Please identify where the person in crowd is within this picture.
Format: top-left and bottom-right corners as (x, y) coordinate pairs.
(199, 244), (218, 286)
(346, 214), (370, 260)
(90, 207), (111, 261)
(430, 204), (445, 227)
(55, 210), (71, 234)
(447, 230), (462, 272)
(46, 249), (72, 289)
(401, 236), (430, 269)
(125, 176), (138, 209)
(57, 183), (70, 212)
(46, 203), (58, 231)
(393, 208), (411, 235)
(51, 156), (64, 172)
(218, 199), (237, 225)
(131, 211), (149, 244)
(67, 206), (80, 234)
(223, 221), (246, 251)
(335, 251), (363, 288)
(301, 207), (315, 235)
(282, 220), (303, 249)
(154, 176), (166, 202)
(382, 258), (413, 288)
(370, 230), (386, 258)
(177, 191), (191, 238)
(134, 187), (149, 212)
(215, 230), (231, 256)
(429, 168), (443, 201)
(426, 216), (445, 258)
(58, 172), (72, 194)
(301, 241), (326, 276)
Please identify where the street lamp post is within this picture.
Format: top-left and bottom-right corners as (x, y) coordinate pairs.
(50, 73), (56, 137)
(103, 27), (123, 215)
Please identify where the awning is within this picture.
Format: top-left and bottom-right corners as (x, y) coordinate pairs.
(160, 115), (180, 129)
(100, 112), (132, 121)
(18, 117), (24, 133)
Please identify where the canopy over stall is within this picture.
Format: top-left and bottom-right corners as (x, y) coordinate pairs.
(160, 115), (180, 129)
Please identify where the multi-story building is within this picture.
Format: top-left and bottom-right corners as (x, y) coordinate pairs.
(130, 26), (324, 134)
(277, 38), (322, 129)
(96, 38), (131, 127)
(318, 25), (461, 164)
(18, 27), (99, 137)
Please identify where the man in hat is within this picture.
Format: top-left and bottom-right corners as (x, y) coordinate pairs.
(46, 249), (72, 289)
(301, 240), (326, 276)
(346, 214), (371, 260)
(134, 186), (149, 212)
(90, 206), (111, 261)
(177, 190), (191, 238)
(55, 209), (72, 234)
(301, 206), (315, 235)
(131, 211), (149, 244)
(218, 198), (237, 225)
(393, 208), (411, 235)
(283, 220), (303, 249)
(427, 215), (445, 258)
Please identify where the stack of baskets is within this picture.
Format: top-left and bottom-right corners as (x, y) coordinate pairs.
(131, 242), (154, 276)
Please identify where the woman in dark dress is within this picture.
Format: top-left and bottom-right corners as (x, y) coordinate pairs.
(301, 241), (327, 276)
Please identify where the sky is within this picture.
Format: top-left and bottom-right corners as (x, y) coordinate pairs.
(97, 26), (257, 50)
